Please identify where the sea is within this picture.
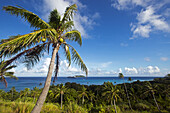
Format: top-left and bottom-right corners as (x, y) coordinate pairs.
(0, 77), (162, 92)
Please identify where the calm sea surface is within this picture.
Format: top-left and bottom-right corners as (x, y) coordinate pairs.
(0, 77), (161, 92)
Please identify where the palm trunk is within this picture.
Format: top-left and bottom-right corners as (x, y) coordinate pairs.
(123, 78), (132, 110)
(114, 99), (117, 113)
(31, 44), (60, 113)
(82, 95), (84, 105)
(111, 99), (113, 106)
(12, 90), (13, 99)
(152, 92), (161, 113)
(61, 93), (63, 109)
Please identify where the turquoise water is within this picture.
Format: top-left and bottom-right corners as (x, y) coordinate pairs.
(0, 77), (161, 91)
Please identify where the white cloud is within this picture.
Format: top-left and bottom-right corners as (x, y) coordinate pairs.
(40, 0), (99, 38)
(131, 6), (170, 39)
(144, 57), (151, 62)
(112, 0), (170, 39)
(138, 66), (160, 75)
(111, 0), (151, 10)
(160, 57), (168, 61)
(124, 67), (138, 74)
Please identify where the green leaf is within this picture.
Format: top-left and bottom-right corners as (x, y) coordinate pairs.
(3, 5), (51, 29)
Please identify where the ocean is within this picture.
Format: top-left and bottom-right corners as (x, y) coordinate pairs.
(0, 77), (161, 92)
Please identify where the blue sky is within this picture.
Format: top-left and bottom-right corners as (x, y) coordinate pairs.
(0, 0), (170, 77)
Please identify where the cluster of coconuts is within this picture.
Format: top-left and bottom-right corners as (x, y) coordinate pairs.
(41, 37), (64, 43)
(41, 29), (64, 43)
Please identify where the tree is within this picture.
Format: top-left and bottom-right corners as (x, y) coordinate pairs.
(88, 90), (95, 103)
(143, 81), (162, 112)
(118, 73), (132, 110)
(30, 87), (40, 103)
(54, 84), (67, 109)
(102, 82), (120, 113)
(0, 60), (18, 87)
(78, 85), (88, 105)
(20, 88), (30, 102)
(1, 4), (88, 113)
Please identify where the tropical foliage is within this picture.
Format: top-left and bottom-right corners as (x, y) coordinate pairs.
(0, 76), (169, 113)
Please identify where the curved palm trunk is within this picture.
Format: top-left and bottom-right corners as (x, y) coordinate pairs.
(152, 92), (161, 113)
(61, 93), (63, 109)
(31, 44), (60, 113)
(123, 78), (132, 110)
(114, 99), (117, 113)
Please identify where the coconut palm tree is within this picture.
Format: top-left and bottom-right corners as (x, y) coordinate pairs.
(0, 60), (17, 87)
(143, 81), (161, 112)
(30, 87), (40, 103)
(88, 90), (95, 103)
(20, 88), (30, 102)
(54, 84), (67, 109)
(102, 82), (120, 113)
(119, 73), (132, 110)
(1, 4), (88, 113)
(78, 85), (88, 105)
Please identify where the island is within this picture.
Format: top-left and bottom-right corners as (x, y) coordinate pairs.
(67, 75), (85, 78)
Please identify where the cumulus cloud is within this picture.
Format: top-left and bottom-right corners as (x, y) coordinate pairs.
(131, 6), (170, 39)
(39, 0), (99, 38)
(124, 67), (138, 74)
(88, 66), (162, 76)
(160, 57), (168, 61)
(112, 0), (170, 39)
(138, 66), (160, 75)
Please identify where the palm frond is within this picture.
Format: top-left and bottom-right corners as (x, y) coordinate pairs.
(2, 43), (49, 70)
(63, 44), (71, 66)
(67, 44), (88, 75)
(0, 76), (8, 88)
(63, 30), (82, 46)
(66, 44), (88, 76)
(0, 29), (58, 58)
(60, 21), (74, 31)
(3, 65), (17, 72)
(3, 5), (51, 29)
(23, 43), (48, 69)
(62, 4), (77, 23)
(49, 9), (61, 29)
(4, 72), (18, 80)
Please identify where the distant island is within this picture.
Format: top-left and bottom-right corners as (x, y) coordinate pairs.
(67, 75), (85, 78)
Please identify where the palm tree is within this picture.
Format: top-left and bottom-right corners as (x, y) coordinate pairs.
(55, 84), (67, 109)
(78, 85), (88, 105)
(10, 86), (16, 100)
(20, 88), (30, 102)
(143, 81), (161, 112)
(0, 60), (18, 87)
(88, 90), (95, 103)
(1, 4), (88, 113)
(30, 87), (40, 103)
(102, 82), (120, 113)
(119, 73), (132, 110)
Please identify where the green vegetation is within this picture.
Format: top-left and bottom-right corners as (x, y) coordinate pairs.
(1, 4), (88, 113)
(0, 77), (169, 113)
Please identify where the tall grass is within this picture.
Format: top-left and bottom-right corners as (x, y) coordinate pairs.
(0, 100), (61, 113)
